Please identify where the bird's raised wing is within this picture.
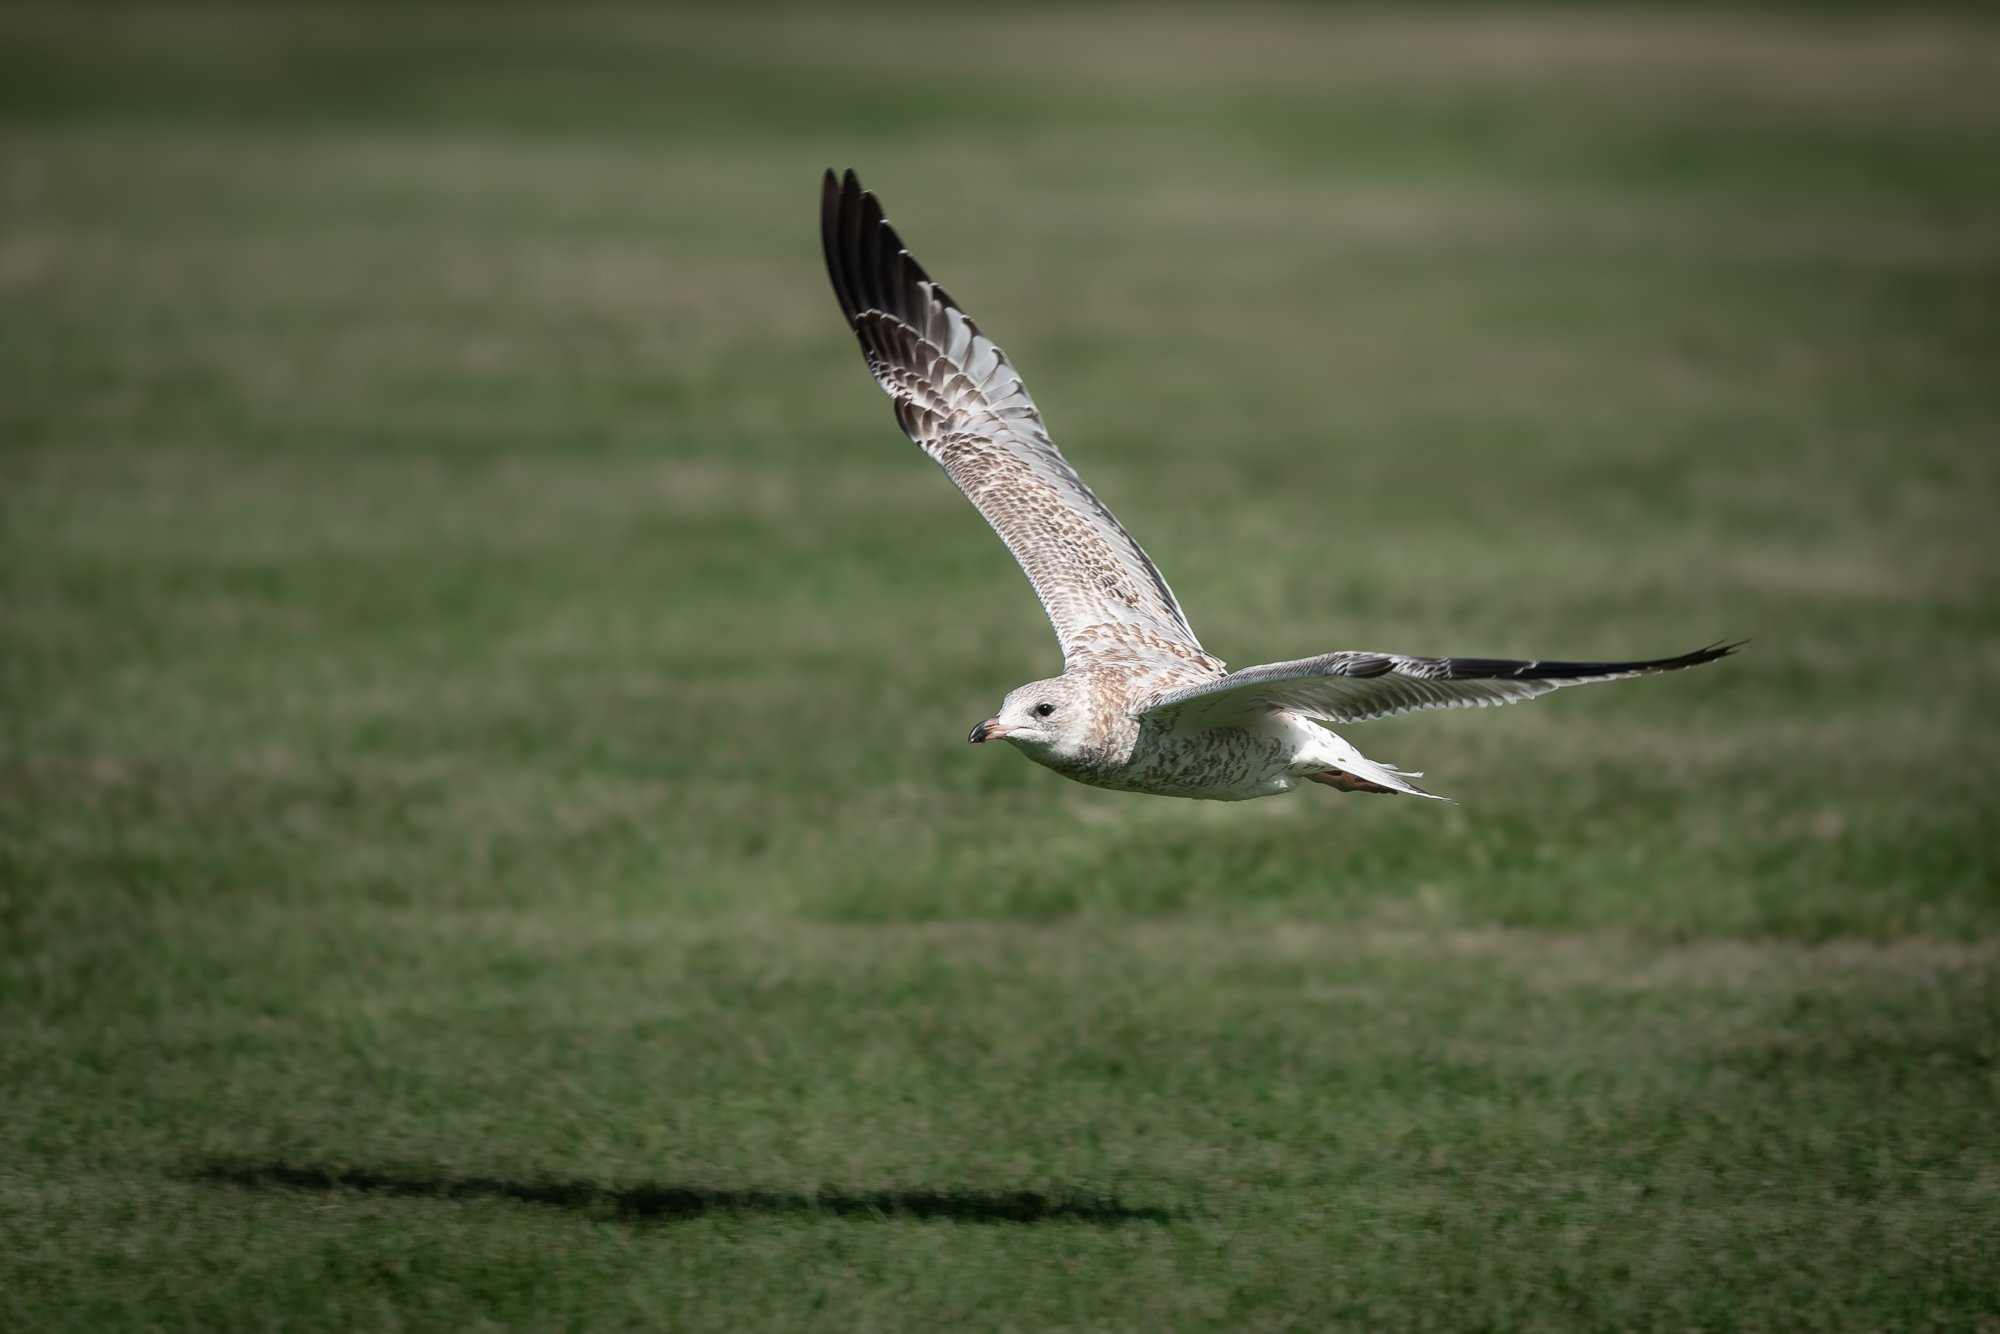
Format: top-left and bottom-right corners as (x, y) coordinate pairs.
(1137, 643), (1738, 728)
(822, 169), (1214, 674)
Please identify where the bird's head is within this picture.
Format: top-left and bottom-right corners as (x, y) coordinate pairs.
(969, 677), (1092, 759)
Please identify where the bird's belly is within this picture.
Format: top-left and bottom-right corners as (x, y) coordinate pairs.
(1091, 723), (1302, 801)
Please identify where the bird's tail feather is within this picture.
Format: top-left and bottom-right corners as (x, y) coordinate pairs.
(1308, 731), (1451, 801)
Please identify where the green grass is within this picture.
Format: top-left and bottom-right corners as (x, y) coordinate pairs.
(4, 2), (1999, 1328)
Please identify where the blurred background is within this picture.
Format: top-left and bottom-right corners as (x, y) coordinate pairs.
(4, 2), (1997, 1327)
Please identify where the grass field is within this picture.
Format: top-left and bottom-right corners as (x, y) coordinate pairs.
(4, 3), (1999, 1328)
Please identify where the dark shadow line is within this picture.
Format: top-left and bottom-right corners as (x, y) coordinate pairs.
(188, 1161), (1180, 1226)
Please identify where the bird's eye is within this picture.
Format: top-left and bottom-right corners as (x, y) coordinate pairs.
(1034, 702), (1055, 717)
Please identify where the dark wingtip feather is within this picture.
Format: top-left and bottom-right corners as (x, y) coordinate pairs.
(819, 168), (956, 341)
(1503, 640), (1742, 682)
(820, 168), (856, 322)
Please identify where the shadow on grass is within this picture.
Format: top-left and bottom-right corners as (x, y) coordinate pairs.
(189, 1161), (1178, 1226)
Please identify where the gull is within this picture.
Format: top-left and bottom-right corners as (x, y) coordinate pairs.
(821, 169), (1735, 802)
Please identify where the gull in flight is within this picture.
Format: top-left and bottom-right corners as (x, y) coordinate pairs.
(821, 169), (1735, 802)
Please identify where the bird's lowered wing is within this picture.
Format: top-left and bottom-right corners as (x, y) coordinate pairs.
(822, 169), (1214, 673)
(1137, 643), (1739, 728)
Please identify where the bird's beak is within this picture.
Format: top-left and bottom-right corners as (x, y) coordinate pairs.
(969, 718), (1008, 743)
